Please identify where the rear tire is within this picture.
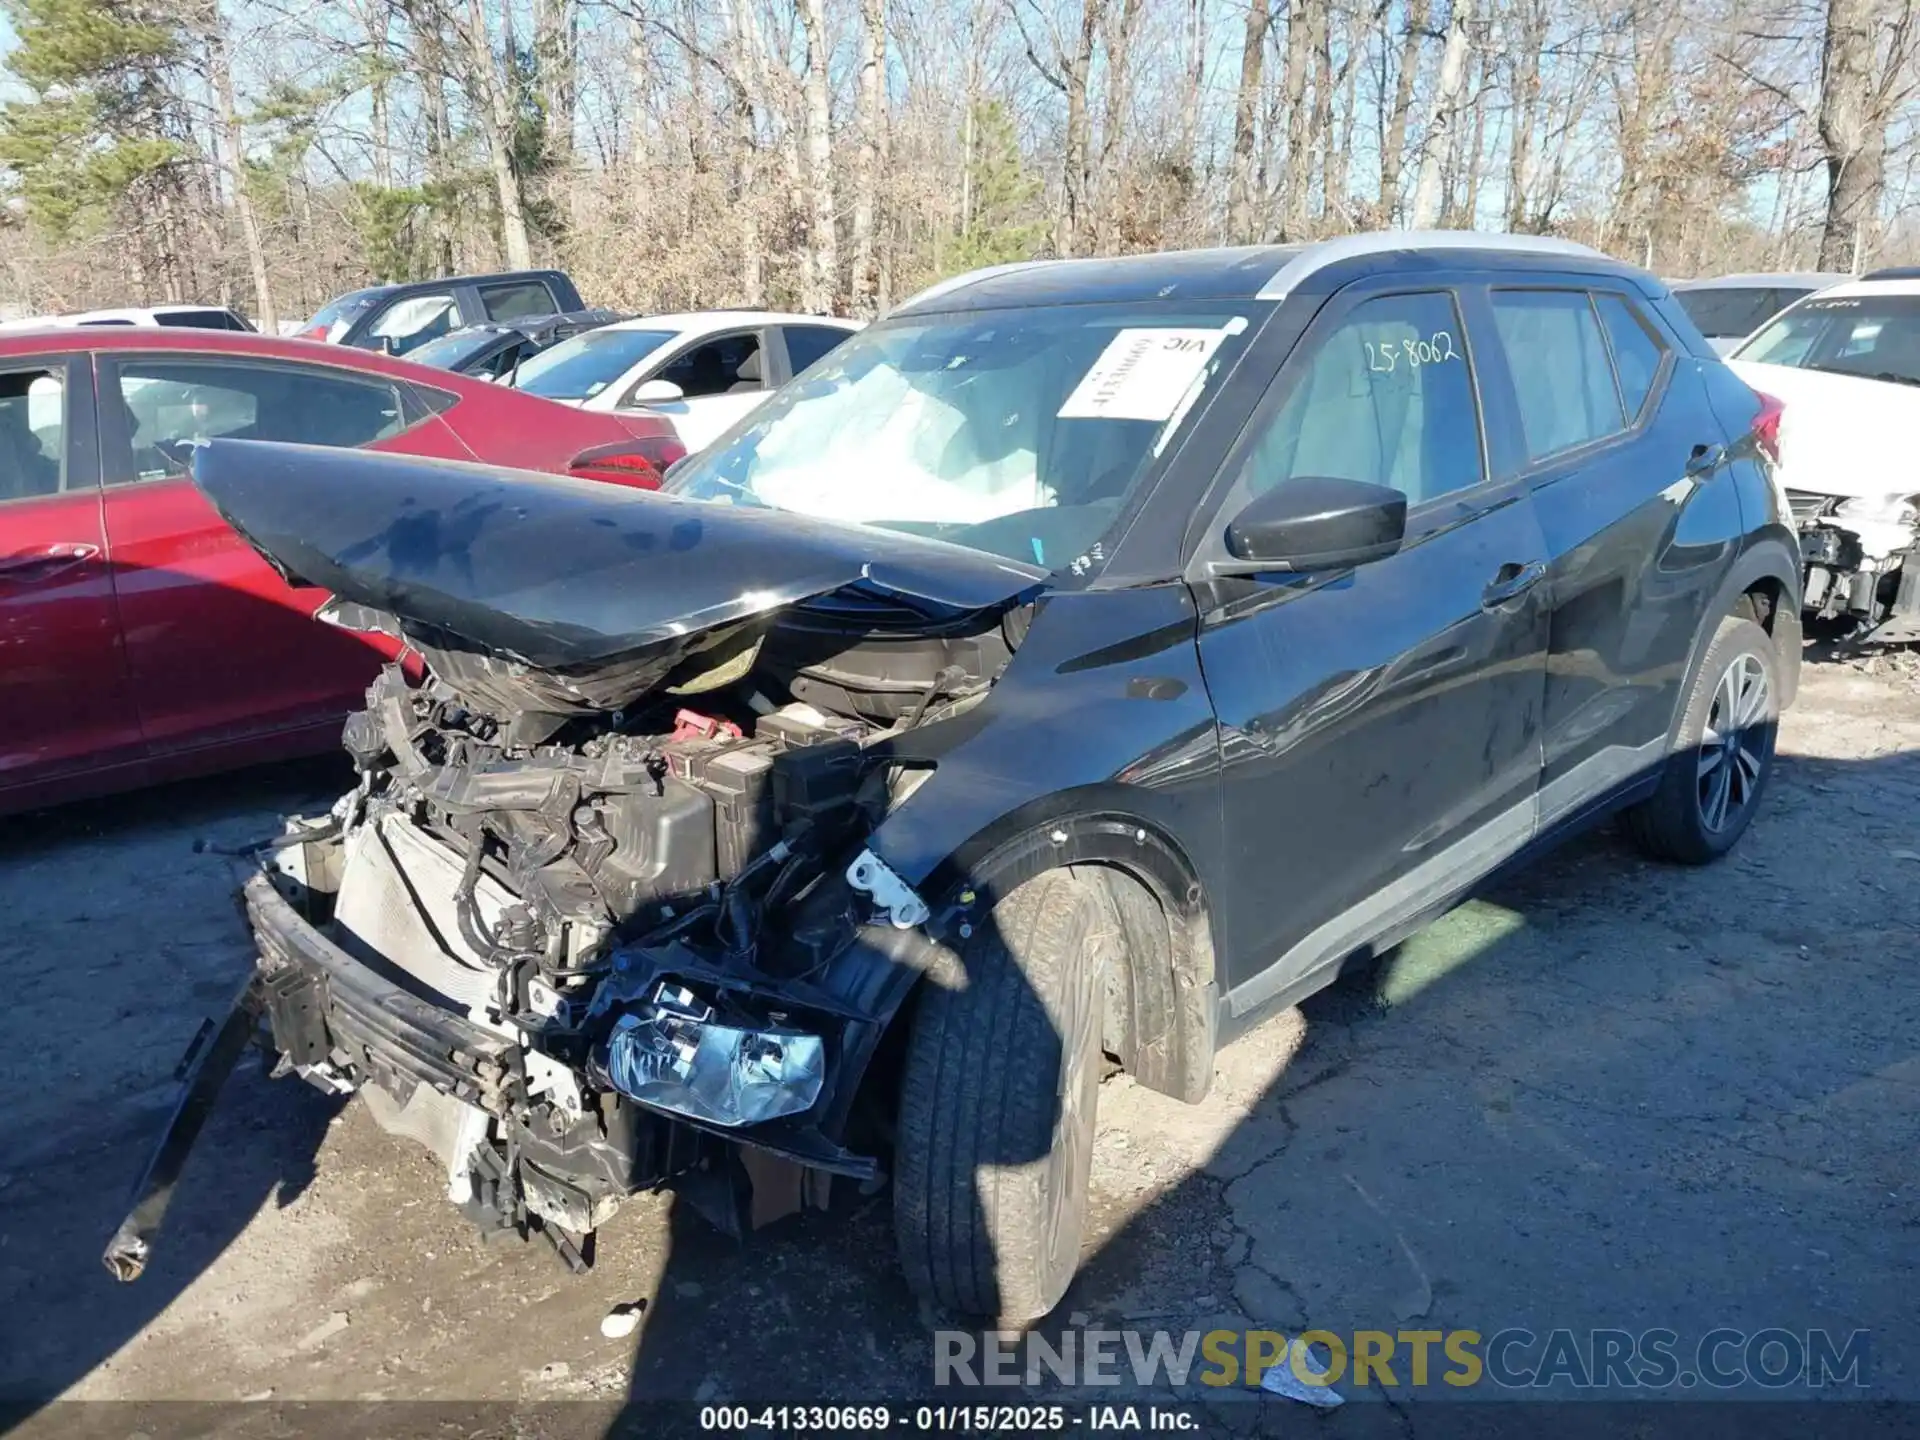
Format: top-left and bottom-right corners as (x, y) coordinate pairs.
(1623, 614), (1779, 864)
(893, 868), (1117, 1323)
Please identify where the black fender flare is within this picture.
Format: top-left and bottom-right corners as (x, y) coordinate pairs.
(1683, 534), (1802, 717)
(814, 797), (1222, 1131)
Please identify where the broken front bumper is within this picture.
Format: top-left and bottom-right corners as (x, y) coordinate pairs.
(105, 865), (887, 1279)
(1791, 497), (1920, 643)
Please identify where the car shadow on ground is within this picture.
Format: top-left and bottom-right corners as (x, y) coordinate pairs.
(0, 757), (350, 1416)
(608, 736), (1920, 1432)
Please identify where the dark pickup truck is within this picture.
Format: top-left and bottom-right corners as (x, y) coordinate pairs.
(297, 270), (586, 357)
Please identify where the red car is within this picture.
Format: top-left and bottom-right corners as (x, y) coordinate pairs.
(0, 327), (684, 815)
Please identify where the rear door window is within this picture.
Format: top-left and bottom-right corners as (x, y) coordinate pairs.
(782, 325), (854, 375)
(105, 359), (407, 484)
(1232, 290), (1485, 507)
(1490, 290), (1626, 461)
(479, 280), (557, 322)
(0, 367), (67, 503)
(653, 333), (764, 399)
(1593, 293), (1668, 422)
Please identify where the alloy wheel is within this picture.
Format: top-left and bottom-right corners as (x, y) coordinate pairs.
(1696, 652), (1771, 833)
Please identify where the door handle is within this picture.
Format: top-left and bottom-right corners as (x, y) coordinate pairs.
(0, 541), (100, 584)
(1482, 559), (1547, 608)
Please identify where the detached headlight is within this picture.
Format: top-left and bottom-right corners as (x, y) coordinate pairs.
(1833, 493), (1920, 527)
(602, 983), (824, 1128)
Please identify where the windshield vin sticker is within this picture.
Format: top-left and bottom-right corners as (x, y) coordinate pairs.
(1058, 327), (1227, 422)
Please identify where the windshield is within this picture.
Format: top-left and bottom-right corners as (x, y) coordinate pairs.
(1676, 287), (1803, 340)
(514, 327), (677, 401)
(411, 329), (504, 372)
(1737, 294), (1920, 386)
(666, 301), (1261, 570)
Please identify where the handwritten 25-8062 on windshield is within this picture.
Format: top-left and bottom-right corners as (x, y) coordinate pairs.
(1364, 331), (1460, 374)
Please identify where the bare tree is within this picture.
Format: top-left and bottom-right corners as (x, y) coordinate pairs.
(451, 0), (535, 269)
(1093, 0), (1147, 248)
(849, 0), (888, 311)
(533, 0), (579, 173)
(1503, 0), (1547, 228)
(12, 0), (1920, 320)
(207, 18), (276, 330)
(1817, 0), (1918, 268)
(1411, 0), (1474, 227)
(797, 0), (839, 306)
(1227, 0), (1274, 241)
(1278, 0), (1317, 235)
(1380, 0), (1429, 218)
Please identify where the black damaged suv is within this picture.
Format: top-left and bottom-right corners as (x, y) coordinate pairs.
(110, 232), (1800, 1323)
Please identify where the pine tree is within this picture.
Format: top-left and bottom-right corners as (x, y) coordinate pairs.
(0, 0), (199, 292)
(946, 100), (1048, 275)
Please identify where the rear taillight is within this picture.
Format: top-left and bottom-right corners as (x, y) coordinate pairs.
(1752, 390), (1784, 464)
(566, 435), (687, 490)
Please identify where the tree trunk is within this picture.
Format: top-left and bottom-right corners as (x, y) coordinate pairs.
(1817, 0), (1885, 271)
(1328, 2), (1366, 226)
(1227, 0), (1272, 242)
(1410, 0), (1472, 228)
(797, 0), (838, 309)
(467, 0), (533, 269)
(1279, 0), (1317, 238)
(849, 0), (886, 314)
(1054, 0), (1100, 257)
(371, 26), (392, 190)
(1308, 0), (1332, 230)
(533, 0), (578, 172)
(1454, 45), (1488, 225)
(1092, 0), (1145, 250)
(1380, 0), (1428, 218)
(210, 25), (276, 330)
(1504, 0), (1543, 229)
(716, 0), (766, 304)
(406, 1), (457, 273)
(1181, 0), (1206, 169)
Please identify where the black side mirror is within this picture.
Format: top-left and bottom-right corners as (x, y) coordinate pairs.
(1219, 475), (1408, 573)
(378, 335), (401, 356)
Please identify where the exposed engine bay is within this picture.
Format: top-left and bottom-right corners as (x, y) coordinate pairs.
(245, 598), (1019, 1264)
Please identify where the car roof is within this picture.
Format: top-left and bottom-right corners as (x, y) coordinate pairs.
(0, 303), (242, 327)
(1787, 275), (1920, 299)
(603, 310), (862, 334)
(891, 231), (1645, 315)
(1668, 272), (1850, 291)
(0, 324), (475, 379)
(327, 270), (571, 303)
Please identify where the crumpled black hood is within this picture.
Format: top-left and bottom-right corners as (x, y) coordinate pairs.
(191, 439), (1047, 683)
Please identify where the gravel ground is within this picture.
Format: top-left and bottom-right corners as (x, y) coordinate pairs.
(2, 650), (1917, 1431)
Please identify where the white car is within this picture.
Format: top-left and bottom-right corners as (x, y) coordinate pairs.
(1727, 270), (1920, 643)
(0, 304), (255, 331)
(509, 310), (862, 452)
(1670, 273), (1849, 356)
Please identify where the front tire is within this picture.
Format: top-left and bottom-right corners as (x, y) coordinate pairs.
(893, 868), (1117, 1323)
(1624, 614), (1779, 864)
